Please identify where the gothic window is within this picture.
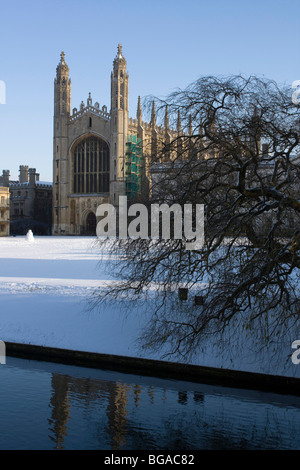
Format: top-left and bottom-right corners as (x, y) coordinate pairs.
(70, 200), (75, 225)
(73, 136), (110, 194)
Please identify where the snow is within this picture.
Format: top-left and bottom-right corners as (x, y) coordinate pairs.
(0, 235), (299, 378)
(25, 230), (34, 242)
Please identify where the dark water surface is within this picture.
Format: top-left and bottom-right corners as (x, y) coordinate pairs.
(0, 356), (300, 450)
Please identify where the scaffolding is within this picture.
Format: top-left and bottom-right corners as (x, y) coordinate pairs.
(125, 135), (143, 199)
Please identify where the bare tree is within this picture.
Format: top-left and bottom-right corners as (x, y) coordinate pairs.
(93, 75), (300, 361)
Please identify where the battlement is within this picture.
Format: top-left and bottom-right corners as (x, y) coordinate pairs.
(36, 181), (53, 189)
(10, 181), (29, 188)
(69, 101), (111, 123)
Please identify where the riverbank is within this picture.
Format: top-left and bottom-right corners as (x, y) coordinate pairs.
(0, 236), (299, 379)
(5, 341), (300, 396)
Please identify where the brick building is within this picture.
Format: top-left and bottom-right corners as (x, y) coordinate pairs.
(0, 186), (10, 236)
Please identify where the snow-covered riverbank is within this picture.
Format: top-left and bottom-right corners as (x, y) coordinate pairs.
(0, 236), (299, 378)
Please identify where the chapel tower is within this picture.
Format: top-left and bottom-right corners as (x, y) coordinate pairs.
(110, 44), (129, 204)
(53, 51), (71, 234)
(52, 45), (174, 235)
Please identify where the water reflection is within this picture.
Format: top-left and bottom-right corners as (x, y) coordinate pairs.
(47, 373), (150, 449)
(1, 357), (300, 450)
(48, 374), (71, 449)
(106, 382), (129, 450)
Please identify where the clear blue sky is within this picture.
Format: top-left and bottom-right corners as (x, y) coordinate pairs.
(0, 0), (299, 181)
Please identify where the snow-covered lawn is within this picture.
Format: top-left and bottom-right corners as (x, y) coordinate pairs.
(0, 235), (299, 378)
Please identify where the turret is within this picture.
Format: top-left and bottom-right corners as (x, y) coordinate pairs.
(164, 106), (171, 160)
(164, 105), (170, 134)
(177, 110), (183, 156)
(249, 106), (261, 155)
(19, 165), (29, 183)
(177, 109), (182, 134)
(110, 44), (129, 204)
(1, 170), (10, 187)
(188, 115), (193, 136)
(54, 51), (71, 116)
(150, 101), (158, 158)
(29, 168), (37, 187)
(151, 100), (157, 129)
(137, 96), (142, 126)
(53, 51), (71, 234)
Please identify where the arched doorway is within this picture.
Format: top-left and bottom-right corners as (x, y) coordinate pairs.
(84, 211), (96, 235)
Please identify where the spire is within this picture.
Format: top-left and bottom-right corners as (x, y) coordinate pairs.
(164, 105), (171, 160)
(87, 92), (92, 106)
(208, 114), (216, 136)
(137, 96), (142, 125)
(111, 43), (128, 114)
(151, 100), (156, 128)
(188, 115), (193, 136)
(60, 51), (66, 64)
(56, 50), (69, 82)
(113, 43), (127, 67)
(177, 109), (182, 134)
(54, 50), (71, 116)
(249, 105), (261, 154)
(164, 105), (169, 132)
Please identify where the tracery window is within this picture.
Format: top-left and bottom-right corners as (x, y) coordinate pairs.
(73, 136), (110, 194)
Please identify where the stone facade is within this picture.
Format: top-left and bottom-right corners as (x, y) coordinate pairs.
(53, 45), (179, 235)
(0, 166), (52, 235)
(0, 187), (10, 236)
